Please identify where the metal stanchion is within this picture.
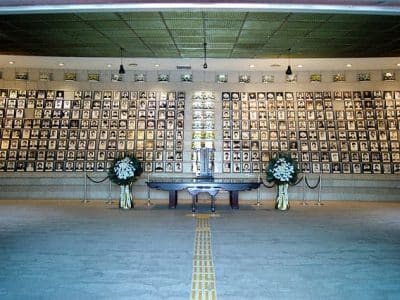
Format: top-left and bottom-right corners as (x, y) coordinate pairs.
(106, 179), (113, 204)
(300, 173), (308, 206)
(82, 171), (89, 203)
(146, 174), (154, 206)
(254, 174), (262, 206)
(315, 174), (324, 206)
(303, 174), (321, 206)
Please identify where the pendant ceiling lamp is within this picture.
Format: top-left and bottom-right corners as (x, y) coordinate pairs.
(119, 47), (125, 74)
(285, 48), (293, 76)
(203, 41), (208, 69)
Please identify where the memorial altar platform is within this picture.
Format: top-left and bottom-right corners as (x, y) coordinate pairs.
(146, 177), (260, 212)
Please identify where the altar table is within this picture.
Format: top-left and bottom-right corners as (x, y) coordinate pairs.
(146, 177), (260, 212)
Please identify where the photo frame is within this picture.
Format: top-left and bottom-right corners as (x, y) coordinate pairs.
(64, 72), (77, 81)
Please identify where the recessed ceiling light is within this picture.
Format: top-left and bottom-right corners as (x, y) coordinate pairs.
(8, 61), (14, 65)
(106, 64), (112, 68)
(270, 63), (281, 67)
(154, 64), (160, 67)
(129, 63), (138, 67)
(397, 63), (400, 67)
(58, 62), (64, 67)
(297, 64), (303, 68)
(346, 63), (352, 67)
(249, 64), (255, 68)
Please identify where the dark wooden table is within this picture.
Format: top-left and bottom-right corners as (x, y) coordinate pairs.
(147, 177), (260, 212)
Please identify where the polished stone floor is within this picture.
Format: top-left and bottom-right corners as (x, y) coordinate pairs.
(0, 199), (399, 300)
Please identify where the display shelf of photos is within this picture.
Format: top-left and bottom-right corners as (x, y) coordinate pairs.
(222, 90), (400, 174)
(0, 89), (185, 173)
(191, 91), (216, 174)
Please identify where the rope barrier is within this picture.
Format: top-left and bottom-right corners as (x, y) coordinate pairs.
(305, 175), (321, 189)
(86, 174), (109, 184)
(289, 176), (303, 186)
(260, 179), (276, 189)
(83, 173), (112, 204)
(260, 176), (303, 188)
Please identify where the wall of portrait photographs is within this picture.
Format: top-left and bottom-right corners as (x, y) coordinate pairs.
(1, 82), (400, 177)
(222, 90), (400, 174)
(0, 89), (185, 173)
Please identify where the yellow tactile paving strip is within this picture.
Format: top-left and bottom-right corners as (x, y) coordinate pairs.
(191, 214), (217, 300)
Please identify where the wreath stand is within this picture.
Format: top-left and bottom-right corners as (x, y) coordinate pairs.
(260, 176), (303, 210)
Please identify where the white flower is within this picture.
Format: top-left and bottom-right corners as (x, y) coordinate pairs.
(271, 157), (295, 182)
(114, 157), (136, 180)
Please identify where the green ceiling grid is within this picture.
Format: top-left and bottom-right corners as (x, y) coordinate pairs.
(206, 36), (237, 43)
(205, 20), (243, 29)
(308, 30), (350, 38)
(273, 30), (311, 38)
(0, 10), (398, 58)
(175, 43), (205, 48)
(87, 20), (130, 30)
(287, 13), (332, 22)
(127, 20), (166, 29)
(239, 29), (271, 37)
(134, 29), (171, 38)
(205, 29), (240, 36)
(146, 42), (177, 48)
(317, 22), (356, 31)
(246, 12), (290, 21)
(10, 21), (48, 30)
(118, 12), (161, 19)
(152, 48), (180, 56)
(280, 21), (322, 31)
(45, 21), (91, 30)
(141, 36), (175, 42)
(164, 19), (203, 29)
(101, 30), (137, 38)
(76, 13), (121, 21)
(170, 29), (204, 36)
(231, 50), (261, 58)
(204, 11), (247, 19)
(161, 11), (203, 19)
(265, 38), (300, 48)
(179, 49), (204, 57)
(236, 42), (264, 49)
(242, 21), (283, 30)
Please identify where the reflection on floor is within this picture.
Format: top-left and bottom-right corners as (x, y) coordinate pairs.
(0, 200), (399, 300)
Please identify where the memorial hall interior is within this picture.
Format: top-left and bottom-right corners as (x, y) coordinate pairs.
(0, 1), (399, 300)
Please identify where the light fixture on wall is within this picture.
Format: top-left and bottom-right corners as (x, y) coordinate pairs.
(203, 42), (208, 69)
(119, 47), (125, 74)
(285, 48), (293, 76)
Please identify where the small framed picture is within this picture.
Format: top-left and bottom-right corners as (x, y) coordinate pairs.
(262, 74), (274, 83)
(382, 72), (395, 81)
(15, 72), (29, 81)
(216, 74), (228, 83)
(333, 73), (345, 82)
(310, 73), (321, 82)
(111, 73), (123, 82)
(357, 72), (371, 82)
(181, 73), (193, 82)
(38, 71), (52, 81)
(239, 74), (250, 83)
(134, 73), (146, 82)
(64, 72), (77, 81)
(158, 73), (169, 82)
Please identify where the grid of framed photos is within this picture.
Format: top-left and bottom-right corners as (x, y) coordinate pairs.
(0, 89), (185, 172)
(222, 90), (400, 174)
(191, 91), (216, 174)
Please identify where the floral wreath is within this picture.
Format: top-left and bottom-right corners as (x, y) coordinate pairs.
(108, 155), (143, 186)
(266, 153), (299, 185)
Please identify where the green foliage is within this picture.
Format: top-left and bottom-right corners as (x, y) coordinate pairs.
(266, 152), (299, 185)
(108, 154), (143, 186)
